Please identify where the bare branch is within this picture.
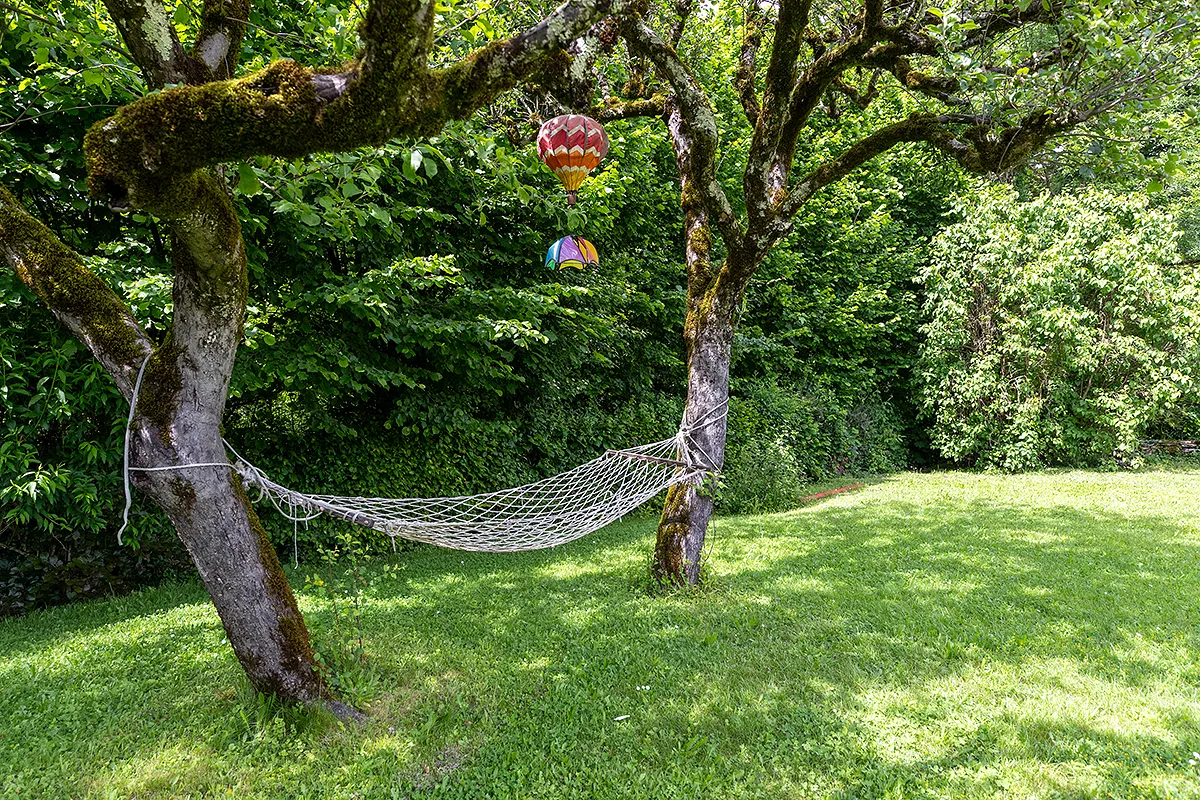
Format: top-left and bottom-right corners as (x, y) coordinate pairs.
(669, 0), (694, 47)
(440, 0), (632, 117)
(780, 114), (944, 219)
(743, 0), (814, 220)
(778, 107), (1084, 222)
(769, 5), (887, 204)
(861, 51), (967, 106)
(830, 70), (881, 109)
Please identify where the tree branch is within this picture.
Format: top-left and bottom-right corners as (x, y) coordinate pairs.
(0, 186), (152, 397)
(669, 0), (695, 47)
(777, 107), (1083, 224)
(960, 1), (1064, 48)
(85, 0), (629, 215)
(735, 2), (764, 125)
(830, 71), (880, 110)
(589, 93), (667, 121)
(623, 15), (743, 248)
(773, 10), (885, 179)
(743, 0), (813, 220)
(861, 51), (967, 106)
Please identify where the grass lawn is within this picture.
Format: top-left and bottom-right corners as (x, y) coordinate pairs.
(3, 468), (1200, 799)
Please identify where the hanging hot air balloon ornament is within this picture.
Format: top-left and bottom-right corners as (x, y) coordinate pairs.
(536, 115), (610, 207)
(545, 236), (599, 270)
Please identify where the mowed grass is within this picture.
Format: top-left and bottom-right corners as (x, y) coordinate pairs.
(4, 469), (1200, 799)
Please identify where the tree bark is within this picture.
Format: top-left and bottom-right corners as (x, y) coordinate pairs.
(135, 176), (343, 709)
(650, 99), (751, 587)
(132, 426), (330, 704)
(1, 179), (340, 712)
(652, 300), (733, 586)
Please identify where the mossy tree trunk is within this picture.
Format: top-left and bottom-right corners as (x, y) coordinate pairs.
(649, 205), (757, 586)
(0, 182), (334, 707)
(652, 288), (733, 586)
(141, 177), (336, 707)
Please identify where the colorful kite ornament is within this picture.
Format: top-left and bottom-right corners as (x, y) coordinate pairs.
(536, 114), (610, 206)
(545, 236), (599, 271)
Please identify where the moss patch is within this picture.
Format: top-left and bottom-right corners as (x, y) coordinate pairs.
(135, 335), (184, 444)
(235, 476), (330, 702)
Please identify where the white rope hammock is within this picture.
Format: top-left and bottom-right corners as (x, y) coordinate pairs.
(118, 355), (723, 553)
(228, 434), (709, 553)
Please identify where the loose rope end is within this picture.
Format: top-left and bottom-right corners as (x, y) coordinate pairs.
(116, 353), (154, 547)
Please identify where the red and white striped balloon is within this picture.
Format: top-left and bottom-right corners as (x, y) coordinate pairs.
(536, 115), (610, 206)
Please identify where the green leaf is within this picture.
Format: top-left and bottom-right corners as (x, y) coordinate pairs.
(236, 163), (262, 196)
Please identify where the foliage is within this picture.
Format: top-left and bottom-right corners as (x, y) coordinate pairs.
(919, 186), (1200, 470)
(303, 527), (402, 705)
(3, 468), (1200, 797)
(719, 382), (905, 514)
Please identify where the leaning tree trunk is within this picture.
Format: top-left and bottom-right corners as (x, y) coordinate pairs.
(0, 179), (337, 710)
(128, 175), (336, 707)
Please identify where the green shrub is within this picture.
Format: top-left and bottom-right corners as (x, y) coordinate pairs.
(0, 267), (183, 617)
(718, 380), (906, 513)
(918, 187), (1200, 469)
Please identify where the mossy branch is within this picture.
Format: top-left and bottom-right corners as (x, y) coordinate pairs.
(0, 185), (152, 396)
(85, 0), (629, 216)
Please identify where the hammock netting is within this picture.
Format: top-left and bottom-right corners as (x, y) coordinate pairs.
(230, 436), (707, 552)
(121, 353), (723, 553)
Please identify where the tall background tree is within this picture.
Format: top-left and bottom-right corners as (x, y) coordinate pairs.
(548, 0), (1200, 584)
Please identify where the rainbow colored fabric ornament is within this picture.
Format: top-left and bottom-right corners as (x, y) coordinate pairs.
(545, 236), (599, 270)
(536, 115), (610, 206)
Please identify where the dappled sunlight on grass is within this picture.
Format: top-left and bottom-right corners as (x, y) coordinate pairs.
(3, 468), (1200, 797)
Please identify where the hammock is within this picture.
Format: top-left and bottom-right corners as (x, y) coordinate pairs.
(118, 356), (723, 552)
(229, 435), (707, 552)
